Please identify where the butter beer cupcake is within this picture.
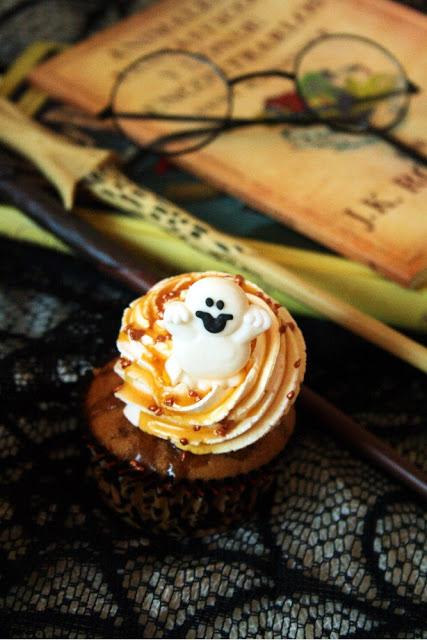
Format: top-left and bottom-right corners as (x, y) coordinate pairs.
(85, 272), (306, 535)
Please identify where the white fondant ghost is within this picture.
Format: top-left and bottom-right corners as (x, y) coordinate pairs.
(163, 277), (271, 386)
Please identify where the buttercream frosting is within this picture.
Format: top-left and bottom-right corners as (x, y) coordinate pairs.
(114, 272), (306, 454)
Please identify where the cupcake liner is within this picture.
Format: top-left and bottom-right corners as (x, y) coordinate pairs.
(86, 439), (279, 537)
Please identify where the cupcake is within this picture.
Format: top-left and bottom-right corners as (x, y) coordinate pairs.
(85, 272), (306, 536)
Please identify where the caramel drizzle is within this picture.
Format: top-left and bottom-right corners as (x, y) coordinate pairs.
(118, 273), (300, 449)
(126, 325), (145, 340)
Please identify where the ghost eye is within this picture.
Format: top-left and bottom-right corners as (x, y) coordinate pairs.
(216, 300), (224, 310)
(205, 298), (214, 307)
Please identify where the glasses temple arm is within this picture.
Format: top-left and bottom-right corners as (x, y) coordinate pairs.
(144, 116), (319, 150)
(105, 112), (313, 125)
(99, 112), (427, 167)
(372, 127), (426, 167)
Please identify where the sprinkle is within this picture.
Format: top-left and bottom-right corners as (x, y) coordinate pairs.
(180, 451), (187, 462)
(256, 290), (275, 310)
(215, 426), (227, 437)
(180, 438), (189, 445)
(130, 460), (145, 473)
(148, 404), (163, 416)
(234, 274), (244, 287)
(120, 357), (132, 368)
(164, 396), (175, 407)
(155, 334), (169, 342)
(127, 325), (145, 340)
(294, 359), (301, 368)
(220, 419), (234, 431)
(287, 390), (295, 399)
(188, 389), (200, 400)
(193, 425), (201, 432)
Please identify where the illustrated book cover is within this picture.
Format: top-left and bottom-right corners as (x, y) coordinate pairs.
(31, 0), (427, 286)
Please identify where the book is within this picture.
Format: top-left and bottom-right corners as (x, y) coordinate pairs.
(30, 0), (427, 287)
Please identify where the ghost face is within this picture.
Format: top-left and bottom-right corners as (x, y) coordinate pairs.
(185, 277), (248, 336)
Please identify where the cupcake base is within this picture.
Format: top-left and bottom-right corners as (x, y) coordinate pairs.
(85, 360), (296, 536)
(87, 439), (280, 537)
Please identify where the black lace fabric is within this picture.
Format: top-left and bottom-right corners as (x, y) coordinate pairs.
(0, 238), (425, 638)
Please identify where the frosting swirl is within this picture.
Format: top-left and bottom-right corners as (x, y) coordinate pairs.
(114, 272), (306, 454)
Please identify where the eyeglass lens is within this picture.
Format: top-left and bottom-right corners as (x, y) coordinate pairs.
(111, 50), (231, 154)
(295, 34), (409, 132)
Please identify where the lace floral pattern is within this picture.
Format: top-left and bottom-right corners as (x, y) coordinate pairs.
(0, 239), (425, 638)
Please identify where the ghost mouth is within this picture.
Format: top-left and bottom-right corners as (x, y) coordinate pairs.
(195, 310), (234, 334)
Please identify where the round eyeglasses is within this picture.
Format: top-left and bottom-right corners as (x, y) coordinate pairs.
(101, 33), (423, 164)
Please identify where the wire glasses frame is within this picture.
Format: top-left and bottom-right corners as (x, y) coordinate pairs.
(101, 33), (424, 164)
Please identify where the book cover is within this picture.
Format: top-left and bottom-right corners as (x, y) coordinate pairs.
(30, 0), (427, 286)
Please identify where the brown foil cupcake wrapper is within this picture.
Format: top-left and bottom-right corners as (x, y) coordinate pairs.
(86, 439), (279, 537)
